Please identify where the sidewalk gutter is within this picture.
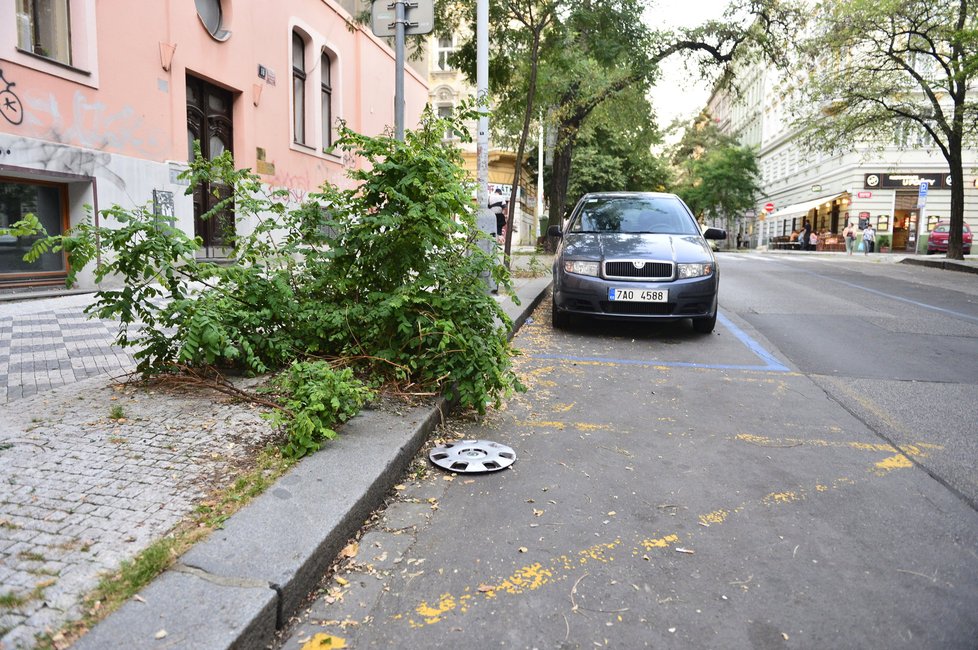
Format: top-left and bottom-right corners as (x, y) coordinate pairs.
(72, 276), (553, 650)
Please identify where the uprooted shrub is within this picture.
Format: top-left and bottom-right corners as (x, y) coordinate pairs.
(12, 108), (523, 457)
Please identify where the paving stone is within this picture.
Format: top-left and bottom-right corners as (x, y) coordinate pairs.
(0, 295), (283, 647)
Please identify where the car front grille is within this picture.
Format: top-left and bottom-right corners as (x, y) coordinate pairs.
(600, 301), (675, 316)
(604, 260), (673, 280)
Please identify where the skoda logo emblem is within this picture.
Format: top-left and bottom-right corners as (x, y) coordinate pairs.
(632, 261), (646, 269)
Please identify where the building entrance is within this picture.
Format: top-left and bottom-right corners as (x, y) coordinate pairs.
(186, 76), (235, 259)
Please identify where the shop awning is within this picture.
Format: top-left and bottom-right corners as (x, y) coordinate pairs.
(766, 193), (846, 221)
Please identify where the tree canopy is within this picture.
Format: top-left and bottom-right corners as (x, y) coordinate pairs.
(792, 0), (978, 259)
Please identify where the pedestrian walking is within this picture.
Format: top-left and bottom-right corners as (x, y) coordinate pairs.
(489, 188), (508, 244)
(862, 223), (876, 255)
(800, 220), (812, 251)
(843, 222), (856, 255)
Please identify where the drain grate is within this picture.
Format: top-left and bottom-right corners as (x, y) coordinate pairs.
(429, 440), (516, 473)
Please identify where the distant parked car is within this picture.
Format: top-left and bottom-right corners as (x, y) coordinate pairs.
(926, 221), (972, 255)
(549, 192), (726, 333)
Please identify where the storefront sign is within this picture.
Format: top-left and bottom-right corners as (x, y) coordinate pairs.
(857, 191), (872, 199)
(863, 173), (950, 190)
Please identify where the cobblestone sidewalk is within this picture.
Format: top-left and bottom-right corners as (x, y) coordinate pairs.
(0, 294), (280, 649)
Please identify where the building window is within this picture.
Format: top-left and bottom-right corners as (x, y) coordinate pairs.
(437, 103), (453, 139)
(436, 35), (456, 71)
(0, 177), (68, 278)
(321, 51), (332, 150)
(194, 0), (230, 40)
(16, 0), (72, 65)
(293, 31), (307, 144)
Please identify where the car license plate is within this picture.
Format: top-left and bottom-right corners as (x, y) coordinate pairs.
(608, 288), (668, 302)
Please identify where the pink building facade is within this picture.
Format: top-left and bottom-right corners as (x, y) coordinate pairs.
(0, 0), (428, 289)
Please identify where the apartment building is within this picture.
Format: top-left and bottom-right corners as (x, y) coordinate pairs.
(708, 58), (978, 252)
(0, 0), (428, 290)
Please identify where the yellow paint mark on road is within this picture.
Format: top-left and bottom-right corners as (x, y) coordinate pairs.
(301, 634), (347, 649)
(699, 510), (729, 525)
(489, 563), (555, 595)
(520, 420), (566, 430)
(641, 534), (679, 550)
(574, 422), (612, 432)
(734, 433), (943, 458)
(764, 491), (802, 505)
(415, 593), (468, 625)
(875, 454), (913, 473)
(552, 402), (576, 413)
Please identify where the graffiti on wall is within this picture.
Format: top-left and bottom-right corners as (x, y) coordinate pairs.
(14, 139), (127, 190)
(0, 68), (24, 126)
(11, 88), (164, 156)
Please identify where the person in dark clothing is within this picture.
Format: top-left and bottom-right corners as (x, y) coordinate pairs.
(800, 220), (812, 251)
(489, 188), (507, 240)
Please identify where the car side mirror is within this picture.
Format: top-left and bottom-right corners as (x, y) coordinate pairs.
(547, 225), (563, 238)
(703, 227), (727, 240)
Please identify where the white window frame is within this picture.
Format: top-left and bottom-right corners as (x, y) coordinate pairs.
(1, 0), (99, 87)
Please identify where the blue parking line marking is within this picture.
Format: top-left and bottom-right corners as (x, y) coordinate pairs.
(527, 311), (791, 372)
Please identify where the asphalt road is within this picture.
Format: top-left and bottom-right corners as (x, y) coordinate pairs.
(276, 254), (978, 650)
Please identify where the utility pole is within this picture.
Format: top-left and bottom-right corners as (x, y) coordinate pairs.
(475, 0), (496, 290)
(394, 0), (405, 140)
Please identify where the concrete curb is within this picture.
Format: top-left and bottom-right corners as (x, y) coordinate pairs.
(899, 257), (978, 274)
(72, 277), (553, 650)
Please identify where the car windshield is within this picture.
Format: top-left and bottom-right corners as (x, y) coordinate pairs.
(569, 197), (699, 235)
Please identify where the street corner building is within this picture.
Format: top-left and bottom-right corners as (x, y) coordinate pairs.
(0, 0), (429, 290)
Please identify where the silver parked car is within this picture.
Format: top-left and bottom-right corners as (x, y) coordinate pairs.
(549, 192), (726, 333)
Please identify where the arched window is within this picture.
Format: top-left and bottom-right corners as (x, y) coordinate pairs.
(321, 51), (332, 150)
(292, 31), (307, 144)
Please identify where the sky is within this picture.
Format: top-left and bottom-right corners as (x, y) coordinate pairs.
(645, 0), (730, 139)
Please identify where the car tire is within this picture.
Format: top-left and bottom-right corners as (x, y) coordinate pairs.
(692, 311), (716, 334)
(552, 297), (570, 330)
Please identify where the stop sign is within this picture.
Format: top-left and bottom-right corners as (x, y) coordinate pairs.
(764, 202), (775, 213)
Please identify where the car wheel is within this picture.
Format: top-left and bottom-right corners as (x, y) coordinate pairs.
(552, 296), (570, 330)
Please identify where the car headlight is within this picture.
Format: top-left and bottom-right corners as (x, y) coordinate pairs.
(563, 260), (600, 276)
(677, 263), (713, 279)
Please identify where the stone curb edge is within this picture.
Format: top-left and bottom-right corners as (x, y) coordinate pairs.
(899, 257), (978, 274)
(71, 277), (553, 650)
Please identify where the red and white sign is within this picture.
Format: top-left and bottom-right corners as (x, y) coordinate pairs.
(764, 202), (775, 213)
(857, 191), (872, 199)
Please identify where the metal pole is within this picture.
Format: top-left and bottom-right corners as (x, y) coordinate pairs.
(394, 0), (406, 141)
(536, 109), (544, 241)
(474, 0), (496, 291)
(476, 0), (489, 210)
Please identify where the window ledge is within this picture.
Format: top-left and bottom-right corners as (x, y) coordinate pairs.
(15, 47), (91, 76)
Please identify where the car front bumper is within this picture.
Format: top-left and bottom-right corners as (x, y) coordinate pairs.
(554, 272), (718, 320)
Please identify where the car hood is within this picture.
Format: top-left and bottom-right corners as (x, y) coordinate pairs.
(561, 233), (714, 262)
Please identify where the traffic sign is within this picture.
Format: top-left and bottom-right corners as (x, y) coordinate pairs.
(764, 202), (775, 213)
(917, 181), (929, 208)
(371, 0), (434, 37)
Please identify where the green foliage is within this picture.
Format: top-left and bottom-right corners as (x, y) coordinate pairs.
(22, 108), (523, 458)
(672, 113), (761, 237)
(792, 0), (977, 258)
(264, 361), (375, 458)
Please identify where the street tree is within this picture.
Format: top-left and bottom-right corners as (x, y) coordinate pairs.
(793, 0), (978, 259)
(565, 87), (673, 205)
(539, 0), (804, 250)
(672, 112), (762, 246)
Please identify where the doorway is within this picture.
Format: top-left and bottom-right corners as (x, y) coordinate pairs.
(186, 75), (234, 259)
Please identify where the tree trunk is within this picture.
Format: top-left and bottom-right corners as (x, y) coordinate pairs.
(544, 136), (575, 252)
(947, 138), (964, 260)
(504, 25), (544, 265)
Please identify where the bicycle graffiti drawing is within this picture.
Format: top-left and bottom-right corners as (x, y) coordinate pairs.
(0, 68), (25, 126)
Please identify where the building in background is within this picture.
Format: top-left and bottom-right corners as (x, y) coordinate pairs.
(426, 30), (540, 245)
(707, 58), (977, 253)
(0, 0), (428, 290)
